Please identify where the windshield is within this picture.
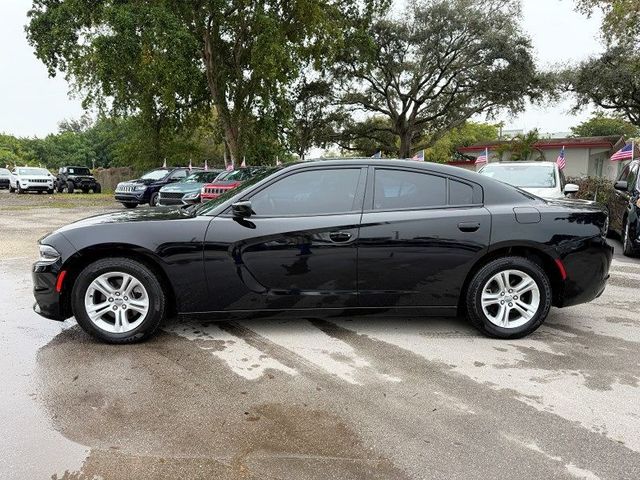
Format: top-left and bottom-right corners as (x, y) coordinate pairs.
(68, 167), (91, 175)
(479, 164), (556, 188)
(17, 167), (50, 176)
(140, 169), (170, 181)
(183, 171), (221, 183)
(196, 168), (278, 215)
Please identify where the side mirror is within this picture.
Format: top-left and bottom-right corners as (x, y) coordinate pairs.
(564, 183), (579, 195)
(232, 201), (253, 218)
(614, 180), (628, 192)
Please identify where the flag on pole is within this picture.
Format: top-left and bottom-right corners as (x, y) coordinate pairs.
(241, 157), (247, 168)
(276, 156), (282, 166)
(411, 150), (425, 161)
(204, 159), (208, 171)
(371, 151), (382, 159)
(556, 146), (566, 170)
(162, 158), (167, 168)
(611, 142), (634, 161)
(188, 158), (192, 171)
(226, 162), (234, 172)
(475, 147), (489, 164)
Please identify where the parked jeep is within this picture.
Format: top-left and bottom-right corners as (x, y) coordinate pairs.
(115, 167), (196, 208)
(56, 166), (101, 193)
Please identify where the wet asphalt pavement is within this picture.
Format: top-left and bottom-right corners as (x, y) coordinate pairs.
(1, 193), (639, 479)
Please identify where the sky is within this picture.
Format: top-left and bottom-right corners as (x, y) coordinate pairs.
(0, 0), (603, 139)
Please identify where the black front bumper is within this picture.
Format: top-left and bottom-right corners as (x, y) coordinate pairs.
(32, 262), (68, 321)
(0, 179), (9, 188)
(115, 192), (147, 205)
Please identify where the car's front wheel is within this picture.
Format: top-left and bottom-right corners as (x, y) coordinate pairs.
(466, 257), (552, 339)
(149, 192), (159, 207)
(622, 220), (637, 257)
(71, 257), (167, 343)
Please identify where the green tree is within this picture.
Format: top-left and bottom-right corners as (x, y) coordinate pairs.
(575, 0), (640, 45)
(424, 122), (500, 163)
(335, 0), (543, 158)
(495, 130), (545, 161)
(567, 45), (640, 127)
(570, 113), (640, 137)
(26, 0), (373, 164)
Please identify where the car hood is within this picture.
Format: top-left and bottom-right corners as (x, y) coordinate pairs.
(55, 207), (189, 233)
(119, 178), (162, 187)
(520, 187), (563, 198)
(160, 182), (204, 193)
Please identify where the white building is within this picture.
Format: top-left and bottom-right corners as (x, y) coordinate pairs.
(452, 136), (628, 180)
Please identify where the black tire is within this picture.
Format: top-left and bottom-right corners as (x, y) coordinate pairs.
(149, 192), (159, 207)
(17, 184), (23, 194)
(466, 256), (552, 339)
(622, 220), (636, 257)
(82, 188), (89, 194)
(71, 257), (167, 344)
(66, 181), (75, 194)
(9, 185), (15, 193)
(94, 183), (102, 194)
(47, 189), (54, 194)
(56, 182), (64, 193)
(122, 202), (138, 209)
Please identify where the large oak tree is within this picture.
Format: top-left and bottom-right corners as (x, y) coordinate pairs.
(335, 0), (543, 158)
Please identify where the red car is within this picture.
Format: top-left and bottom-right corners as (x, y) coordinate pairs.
(201, 167), (267, 201)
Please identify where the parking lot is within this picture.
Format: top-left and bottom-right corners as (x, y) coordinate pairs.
(1, 189), (639, 480)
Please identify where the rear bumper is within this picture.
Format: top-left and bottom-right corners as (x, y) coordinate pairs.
(556, 236), (613, 308)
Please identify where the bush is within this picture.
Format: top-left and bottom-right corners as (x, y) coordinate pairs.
(567, 176), (616, 209)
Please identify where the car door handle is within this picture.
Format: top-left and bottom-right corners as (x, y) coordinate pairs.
(329, 231), (352, 243)
(458, 222), (480, 232)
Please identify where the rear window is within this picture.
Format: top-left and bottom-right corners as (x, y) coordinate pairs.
(374, 169), (447, 210)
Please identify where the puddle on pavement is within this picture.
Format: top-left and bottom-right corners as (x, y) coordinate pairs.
(35, 327), (406, 480)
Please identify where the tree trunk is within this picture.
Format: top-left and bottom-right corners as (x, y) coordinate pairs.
(398, 129), (413, 159)
(202, 28), (241, 164)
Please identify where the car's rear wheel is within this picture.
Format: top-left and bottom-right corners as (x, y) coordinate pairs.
(466, 256), (552, 338)
(72, 257), (166, 343)
(122, 202), (137, 209)
(149, 192), (159, 207)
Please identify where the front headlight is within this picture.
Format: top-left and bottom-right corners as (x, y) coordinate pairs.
(38, 244), (60, 264)
(183, 192), (199, 200)
(134, 185), (147, 192)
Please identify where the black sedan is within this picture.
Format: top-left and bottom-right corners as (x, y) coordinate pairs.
(33, 159), (613, 343)
(610, 159), (639, 256)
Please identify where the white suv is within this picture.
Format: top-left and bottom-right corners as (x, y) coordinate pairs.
(478, 161), (579, 199)
(9, 167), (55, 194)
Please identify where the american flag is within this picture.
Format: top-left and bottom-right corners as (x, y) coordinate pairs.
(241, 157), (247, 168)
(611, 143), (634, 161)
(475, 148), (489, 164)
(188, 158), (192, 171)
(226, 162), (234, 172)
(556, 146), (566, 170)
(162, 158), (167, 168)
(204, 159), (208, 171)
(412, 150), (425, 161)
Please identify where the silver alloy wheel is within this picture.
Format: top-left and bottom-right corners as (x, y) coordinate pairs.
(84, 271), (150, 334)
(480, 269), (540, 329)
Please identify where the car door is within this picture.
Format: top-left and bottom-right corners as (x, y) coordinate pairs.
(612, 163), (633, 235)
(357, 167), (491, 311)
(202, 166), (367, 311)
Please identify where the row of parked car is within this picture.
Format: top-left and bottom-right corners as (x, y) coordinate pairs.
(0, 166), (102, 194)
(113, 166), (267, 208)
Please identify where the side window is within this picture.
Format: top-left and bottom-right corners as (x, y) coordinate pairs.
(628, 164), (639, 191)
(250, 168), (362, 216)
(171, 169), (188, 180)
(617, 164), (631, 182)
(374, 169), (446, 210)
(449, 180), (474, 205)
